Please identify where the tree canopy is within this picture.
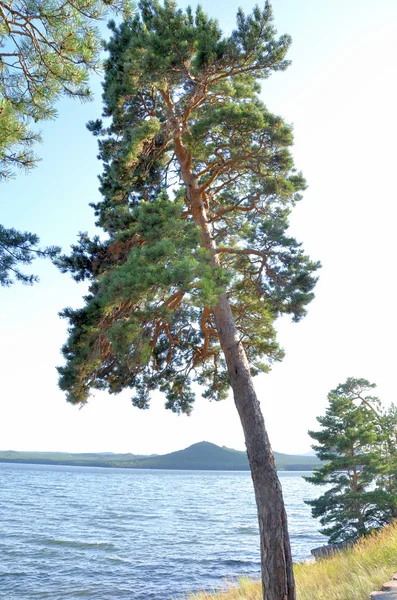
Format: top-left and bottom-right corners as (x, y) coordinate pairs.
(57, 0), (320, 413)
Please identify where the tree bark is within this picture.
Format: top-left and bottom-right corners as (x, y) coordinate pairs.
(214, 294), (296, 600)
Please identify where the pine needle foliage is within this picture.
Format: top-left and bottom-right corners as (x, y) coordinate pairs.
(0, 0), (133, 179)
(0, 0), (132, 285)
(370, 402), (397, 522)
(57, 0), (320, 413)
(0, 224), (60, 285)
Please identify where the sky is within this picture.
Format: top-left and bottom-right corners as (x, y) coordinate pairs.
(1, 0), (396, 456)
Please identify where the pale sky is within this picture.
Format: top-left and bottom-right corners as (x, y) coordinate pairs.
(1, 0), (396, 456)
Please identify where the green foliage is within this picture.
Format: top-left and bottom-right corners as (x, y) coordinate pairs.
(371, 403), (397, 521)
(306, 378), (397, 544)
(0, 224), (60, 285)
(58, 194), (228, 412)
(58, 0), (319, 413)
(0, 0), (132, 285)
(0, 0), (133, 179)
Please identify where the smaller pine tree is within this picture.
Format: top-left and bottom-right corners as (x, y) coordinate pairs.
(306, 378), (386, 543)
(371, 404), (397, 522)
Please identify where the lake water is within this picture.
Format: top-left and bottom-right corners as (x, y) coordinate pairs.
(0, 463), (326, 600)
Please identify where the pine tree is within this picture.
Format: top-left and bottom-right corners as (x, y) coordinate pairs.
(306, 378), (388, 543)
(0, 0), (133, 179)
(57, 3), (320, 598)
(0, 0), (132, 285)
(372, 404), (397, 522)
(334, 379), (397, 521)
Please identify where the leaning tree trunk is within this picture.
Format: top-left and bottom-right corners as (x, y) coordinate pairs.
(214, 293), (295, 600)
(192, 192), (295, 600)
(169, 115), (296, 599)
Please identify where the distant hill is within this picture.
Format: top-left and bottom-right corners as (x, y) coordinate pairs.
(126, 442), (321, 471)
(0, 442), (321, 471)
(0, 450), (146, 468)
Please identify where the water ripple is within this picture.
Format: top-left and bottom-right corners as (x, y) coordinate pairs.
(0, 464), (326, 600)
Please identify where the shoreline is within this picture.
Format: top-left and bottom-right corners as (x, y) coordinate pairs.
(0, 458), (315, 471)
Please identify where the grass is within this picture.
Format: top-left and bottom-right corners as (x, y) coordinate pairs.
(188, 522), (397, 600)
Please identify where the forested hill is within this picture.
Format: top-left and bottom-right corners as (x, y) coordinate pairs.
(0, 442), (321, 471)
(123, 442), (321, 471)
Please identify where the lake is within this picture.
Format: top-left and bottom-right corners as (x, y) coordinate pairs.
(0, 463), (326, 599)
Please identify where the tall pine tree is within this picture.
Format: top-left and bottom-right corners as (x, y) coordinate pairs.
(57, 3), (320, 598)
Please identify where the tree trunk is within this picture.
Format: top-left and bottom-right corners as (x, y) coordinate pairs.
(190, 187), (296, 600)
(214, 294), (295, 600)
(169, 113), (296, 599)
